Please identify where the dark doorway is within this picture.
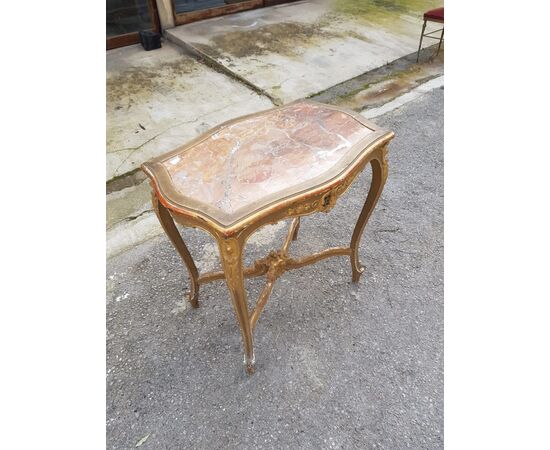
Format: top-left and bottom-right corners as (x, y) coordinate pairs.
(107, 0), (160, 49)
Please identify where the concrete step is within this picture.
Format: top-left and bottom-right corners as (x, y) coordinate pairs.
(165, 0), (441, 104)
(106, 181), (160, 258)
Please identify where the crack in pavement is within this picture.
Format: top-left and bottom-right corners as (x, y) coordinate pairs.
(109, 104), (233, 180)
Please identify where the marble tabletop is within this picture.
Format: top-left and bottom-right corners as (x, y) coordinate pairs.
(143, 101), (387, 227)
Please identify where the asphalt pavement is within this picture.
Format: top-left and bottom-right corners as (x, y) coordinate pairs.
(107, 87), (444, 449)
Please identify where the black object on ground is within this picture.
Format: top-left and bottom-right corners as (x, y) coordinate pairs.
(139, 31), (162, 51)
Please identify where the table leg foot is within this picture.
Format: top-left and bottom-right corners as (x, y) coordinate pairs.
(351, 265), (365, 283)
(189, 290), (199, 308)
(244, 352), (256, 375)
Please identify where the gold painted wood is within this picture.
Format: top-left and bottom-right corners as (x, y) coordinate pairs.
(142, 101), (393, 374)
(351, 145), (389, 282)
(151, 194), (200, 308)
(217, 235), (255, 374)
(282, 218), (300, 255)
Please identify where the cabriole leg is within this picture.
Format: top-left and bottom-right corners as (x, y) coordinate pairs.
(350, 148), (389, 282)
(218, 236), (255, 375)
(152, 194), (200, 308)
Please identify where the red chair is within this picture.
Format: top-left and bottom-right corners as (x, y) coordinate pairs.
(416, 7), (444, 62)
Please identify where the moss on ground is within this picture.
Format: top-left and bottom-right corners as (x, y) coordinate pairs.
(331, 0), (441, 26)
(197, 22), (339, 59)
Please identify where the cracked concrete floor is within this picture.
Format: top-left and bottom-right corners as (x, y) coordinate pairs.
(107, 87), (444, 449)
(107, 42), (272, 182)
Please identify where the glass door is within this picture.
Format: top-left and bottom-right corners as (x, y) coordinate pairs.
(107, 0), (160, 49)
(172, 0), (264, 25)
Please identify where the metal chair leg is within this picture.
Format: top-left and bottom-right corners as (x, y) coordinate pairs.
(436, 28), (444, 57)
(416, 19), (427, 63)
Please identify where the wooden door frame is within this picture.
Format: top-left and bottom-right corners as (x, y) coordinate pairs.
(107, 0), (161, 50)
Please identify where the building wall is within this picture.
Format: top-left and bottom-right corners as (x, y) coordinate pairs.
(156, 0), (175, 30)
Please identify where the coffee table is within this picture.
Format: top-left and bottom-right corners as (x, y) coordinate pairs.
(142, 100), (394, 374)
